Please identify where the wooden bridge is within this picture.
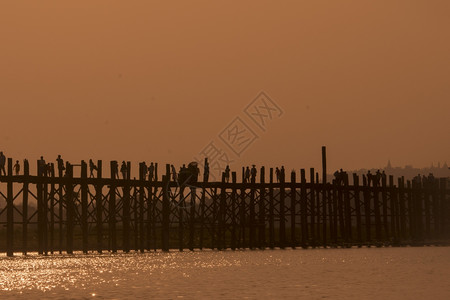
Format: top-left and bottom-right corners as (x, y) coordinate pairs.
(0, 148), (449, 256)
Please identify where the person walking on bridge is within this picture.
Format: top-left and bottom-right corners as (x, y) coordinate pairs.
(0, 152), (6, 176)
(14, 160), (20, 175)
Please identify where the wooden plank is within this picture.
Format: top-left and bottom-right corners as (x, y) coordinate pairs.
(58, 159), (64, 254)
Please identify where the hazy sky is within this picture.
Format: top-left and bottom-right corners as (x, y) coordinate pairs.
(1, 1), (449, 176)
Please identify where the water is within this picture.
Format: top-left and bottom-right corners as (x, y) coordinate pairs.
(1, 247), (449, 299)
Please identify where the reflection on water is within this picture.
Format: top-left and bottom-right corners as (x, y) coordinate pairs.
(1, 247), (449, 299)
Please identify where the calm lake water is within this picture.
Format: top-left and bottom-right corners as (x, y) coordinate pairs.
(0, 247), (449, 299)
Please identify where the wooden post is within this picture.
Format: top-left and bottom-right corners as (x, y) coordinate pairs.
(343, 174), (352, 245)
(300, 169), (308, 248)
(310, 168), (316, 247)
(179, 182), (185, 252)
(37, 159), (44, 254)
(389, 175), (399, 244)
(66, 163), (74, 254)
(269, 168), (275, 249)
(188, 186), (196, 251)
(231, 172), (237, 250)
(290, 171), (297, 249)
(363, 175), (371, 244)
(439, 178), (447, 239)
(6, 158), (14, 256)
(407, 180), (414, 241)
(381, 175), (389, 240)
(58, 160), (64, 254)
(249, 170), (256, 249)
(239, 168), (246, 248)
(139, 163), (145, 253)
(42, 159), (48, 255)
(219, 172), (227, 250)
(49, 163), (55, 254)
(161, 165), (170, 252)
(322, 146), (327, 247)
(332, 181), (338, 245)
(109, 161), (117, 253)
(279, 168), (286, 249)
(122, 163), (131, 252)
(353, 174), (362, 246)
(373, 178), (381, 244)
(81, 161), (88, 254)
(398, 177), (406, 240)
(316, 172), (321, 243)
(199, 182), (206, 250)
(258, 167), (266, 249)
(22, 160), (29, 255)
(96, 160), (103, 253)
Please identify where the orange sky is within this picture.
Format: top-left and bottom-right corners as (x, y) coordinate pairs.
(1, 1), (449, 177)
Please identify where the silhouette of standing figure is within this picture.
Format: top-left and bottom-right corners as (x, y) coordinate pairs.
(171, 164), (177, 182)
(275, 167), (280, 183)
(38, 156), (46, 175)
(112, 161), (119, 179)
(245, 166), (251, 183)
(251, 165), (257, 182)
(120, 161), (127, 179)
(0, 152), (6, 176)
(148, 162), (155, 181)
(89, 159), (98, 178)
(224, 165), (230, 182)
(14, 160), (20, 175)
(56, 155), (65, 175)
(281, 166), (285, 181)
(204, 160), (210, 182)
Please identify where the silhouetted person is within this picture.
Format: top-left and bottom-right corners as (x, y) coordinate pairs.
(89, 159), (98, 178)
(0, 151), (6, 176)
(14, 160), (20, 175)
(171, 164), (177, 182)
(281, 166), (285, 182)
(38, 156), (46, 175)
(275, 167), (280, 183)
(142, 162), (148, 179)
(224, 165), (230, 183)
(148, 162), (155, 181)
(251, 165), (257, 182)
(47, 163), (52, 176)
(120, 161), (127, 179)
(244, 166), (250, 183)
(428, 173), (435, 182)
(56, 155), (65, 174)
(112, 161), (119, 179)
(204, 160), (210, 182)
(375, 170), (381, 185)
